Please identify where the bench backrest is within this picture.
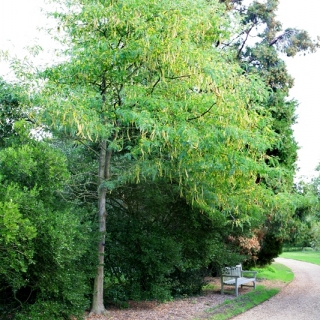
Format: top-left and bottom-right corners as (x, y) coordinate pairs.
(222, 264), (242, 281)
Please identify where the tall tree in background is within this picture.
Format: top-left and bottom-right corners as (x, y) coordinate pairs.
(221, 0), (318, 184)
(31, 0), (279, 314)
(219, 0), (319, 263)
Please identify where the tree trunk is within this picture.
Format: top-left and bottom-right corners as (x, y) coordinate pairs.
(90, 140), (112, 315)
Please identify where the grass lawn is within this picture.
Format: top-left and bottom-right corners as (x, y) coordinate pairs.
(197, 262), (293, 320)
(280, 251), (320, 266)
(253, 262), (294, 283)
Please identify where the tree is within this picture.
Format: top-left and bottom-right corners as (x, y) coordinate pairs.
(15, 0), (282, 314)
(287, 178), (320, 249)
(222, 0), (318, 182)
(216, 0), (319, 265)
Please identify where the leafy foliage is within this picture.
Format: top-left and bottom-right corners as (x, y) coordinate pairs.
(0, 198), (36, 290)
(38, 0), (277, 212)
(218, 0), (319, 265)
(104, 180), (243, 303)
(0, 78), (24, 147)
(0, 132), (95, 319)
(29, 0), (284, 313)
(256, 233), (283, 266)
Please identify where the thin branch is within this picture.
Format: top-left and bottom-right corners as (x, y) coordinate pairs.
(125, 62), (143, 81)
(166, 75), (191, 80)
(114, 83), (124, 108)
(74, 137), (100, 156)
(150, 77), (161, 95)
(186, 102), (216, 121)
(269, 29), (294, 47)
(108, 197), (128, 212)
(221, 28), (248, 49)
(237, 23), (255, 58)
(117, 37), (124, 49)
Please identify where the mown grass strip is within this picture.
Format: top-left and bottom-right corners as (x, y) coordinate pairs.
(280, 251), (320, 266)
(200, 286), (279, 320)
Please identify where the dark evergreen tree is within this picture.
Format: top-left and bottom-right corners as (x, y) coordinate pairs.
(219, 0), (318, 265)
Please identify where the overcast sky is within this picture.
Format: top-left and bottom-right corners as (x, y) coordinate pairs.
(1, 0), (320, 180)
(276, 0), (320, 181)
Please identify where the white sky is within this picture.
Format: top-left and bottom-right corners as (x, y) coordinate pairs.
(0, 0), (56, 76)
(277, 0), (320, 181)
(0, 0), (320, 181)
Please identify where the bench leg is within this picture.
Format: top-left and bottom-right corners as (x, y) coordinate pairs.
(235, 278), (239, 297)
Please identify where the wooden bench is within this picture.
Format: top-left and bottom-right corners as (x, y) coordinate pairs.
(221, 264), (257, 297)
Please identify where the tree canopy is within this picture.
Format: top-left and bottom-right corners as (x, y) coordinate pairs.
(35, 2), (283, 312)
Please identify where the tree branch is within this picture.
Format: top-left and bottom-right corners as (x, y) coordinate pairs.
(150, 76), (161, 95)
(186, 102), (216, 121)
(237, 23), (255, 58)
(166, 75), (191, 80)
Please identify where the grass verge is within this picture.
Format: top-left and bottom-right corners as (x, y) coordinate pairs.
(196, 262), (293, 320)
(199, 286), (279, 320)
(280, 251), (320, 266)
(253, 262), (294, 283)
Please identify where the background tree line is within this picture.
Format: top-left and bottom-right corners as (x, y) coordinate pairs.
(0, 0), (319, 318)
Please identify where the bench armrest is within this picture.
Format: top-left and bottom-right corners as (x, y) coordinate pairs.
(241, 270), (257, 278)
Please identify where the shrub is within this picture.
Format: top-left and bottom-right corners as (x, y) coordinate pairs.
(0, 141), (95, 319)
(256, 232), (283, 266)
(227, 235), (260, 265)
(103, 181), (231, 303)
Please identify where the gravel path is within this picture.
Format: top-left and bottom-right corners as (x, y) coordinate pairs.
(233, 257), (320, 320)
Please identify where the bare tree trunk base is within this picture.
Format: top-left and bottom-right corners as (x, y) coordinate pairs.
(89, 309), (108, 316)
